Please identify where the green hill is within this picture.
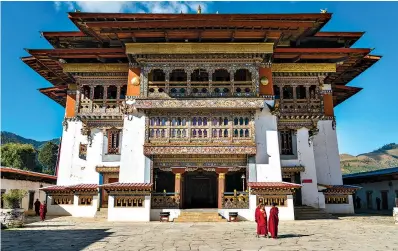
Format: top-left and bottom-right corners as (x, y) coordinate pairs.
(1, 131), (60, 149)
(340, 143), (398, 174)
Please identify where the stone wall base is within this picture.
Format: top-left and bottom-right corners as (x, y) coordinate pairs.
(0, 208), (25, 229)
(393, 207), (398, 225)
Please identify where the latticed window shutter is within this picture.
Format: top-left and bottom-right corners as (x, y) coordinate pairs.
(108, 129), (120, 154)
(280, 130), (293, 155)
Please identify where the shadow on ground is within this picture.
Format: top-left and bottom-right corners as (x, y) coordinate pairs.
(277, 234), (313, 239)
(1, 229), (112, 251)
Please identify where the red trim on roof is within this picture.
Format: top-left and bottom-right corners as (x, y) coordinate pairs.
(1, 167), (57, 180)
(40, 185), (68, 192)
(314, 32), (364, 38)
(248, 182), (301, 188)
(100, 182), (153, 190)
(68, 184), (98, 190)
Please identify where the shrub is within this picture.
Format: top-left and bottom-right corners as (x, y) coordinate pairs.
(2, 189), (28, 209)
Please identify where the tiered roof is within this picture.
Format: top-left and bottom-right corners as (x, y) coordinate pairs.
(22, 12), (380, 107)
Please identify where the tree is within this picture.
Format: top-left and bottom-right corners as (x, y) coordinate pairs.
(0, 143), (37, 171)
(38, 142), (59, 175)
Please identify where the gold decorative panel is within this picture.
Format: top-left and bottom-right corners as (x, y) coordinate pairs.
(272, 63), (336, 73)
(126, 43), (274, 54)
(63, 63), (129, 73)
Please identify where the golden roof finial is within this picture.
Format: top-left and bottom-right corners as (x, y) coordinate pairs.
(197, 5), (202, 14)
(320, 8), (327, 13)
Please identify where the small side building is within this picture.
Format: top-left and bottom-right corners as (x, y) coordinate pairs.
(343, 167), (398, 211)
(0, 167), (57, 214)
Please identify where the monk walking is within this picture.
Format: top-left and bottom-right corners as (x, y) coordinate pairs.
(39, 201), (47, 221)
(256, 204), (268, 238)
(268, 202), (279, 239)
(34, 199), (41, 216)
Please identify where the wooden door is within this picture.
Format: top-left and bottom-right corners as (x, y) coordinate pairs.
(366, 191), (373, 209)
(381, 191), (388, 210)
(102, 178), (119, 207)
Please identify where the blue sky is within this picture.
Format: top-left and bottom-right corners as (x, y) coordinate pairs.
(1, 1), (398, 155)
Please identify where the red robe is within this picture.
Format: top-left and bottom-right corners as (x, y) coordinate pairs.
(268, 207), (279, 238)
(39, 204), (47, 221)
(255, 207), (260, 222)
(257, 209), (268, 236)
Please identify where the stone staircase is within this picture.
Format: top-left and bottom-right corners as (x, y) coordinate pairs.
(294, 206), (338, 220)
(174, 210), (227, 222)
(94, 208), (108, 220)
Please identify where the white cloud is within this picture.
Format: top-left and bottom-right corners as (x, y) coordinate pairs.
(54, 1), (212, 14)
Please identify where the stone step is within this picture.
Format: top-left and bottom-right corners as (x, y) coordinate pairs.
(294, 206), (337, 220)
(174, 218), (227, 222)
(94, 208), (108, 218)
(174, 211), (227, 222)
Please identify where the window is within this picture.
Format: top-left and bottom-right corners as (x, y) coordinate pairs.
(78, 196), (93, 206)
(79, 144), (87, 160)
(28, 191), (35, 210)
(114, 196), (144, 207)
(52, 195), (74, 205)
(296, 85), (306, 99)
(108, 129), (121, 154)
(282, 86), (294, 99)
(280, 130), (294, 155)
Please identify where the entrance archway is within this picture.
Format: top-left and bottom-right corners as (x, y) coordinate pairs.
(183, 171), (217, 208)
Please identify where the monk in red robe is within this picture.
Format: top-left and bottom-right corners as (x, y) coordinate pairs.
(39, 201), (47, 221)
(256, 205), (268, 238)
(268, 202), (279, 239)
(255, 203), (262, 223)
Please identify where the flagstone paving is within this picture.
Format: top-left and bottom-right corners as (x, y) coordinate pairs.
(1, 215), (397, 251)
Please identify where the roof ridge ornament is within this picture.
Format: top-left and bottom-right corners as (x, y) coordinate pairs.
(320, 8), (327, 13)
(197, 5), (202, 14)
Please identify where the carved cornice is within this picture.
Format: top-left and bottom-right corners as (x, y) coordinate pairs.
(95, 166), (120, 173)
(77, 79), (127, 86)
(126, 43), (274, 55)
(133, 98), (267, 109)
(84, 120), (123, 129)
(144, 146), (256, 155)
(272, 63), (336, 73)
(63, 63), (129, 73)
(272, 76), (323, 86)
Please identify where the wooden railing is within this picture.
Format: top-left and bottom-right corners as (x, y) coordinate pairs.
(222, 191), (249, 209)
(151, 192), (180, 209)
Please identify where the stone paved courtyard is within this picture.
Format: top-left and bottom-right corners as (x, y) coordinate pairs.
(1, 215), (397, 251)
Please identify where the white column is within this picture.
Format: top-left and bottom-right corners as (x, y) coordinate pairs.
(254, 107), (282, 182)
(119, 113), (151, 183)
(57, 120), (82, 185)
(313, 120), (343, 185)
(296, 128), (320, 208)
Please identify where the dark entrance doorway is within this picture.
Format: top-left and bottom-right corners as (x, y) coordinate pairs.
(381, 191), (388, 210)
(183, 171), (217, 208)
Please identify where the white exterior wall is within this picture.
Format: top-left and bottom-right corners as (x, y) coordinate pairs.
(254, 108), (282, 182)
(282, 128), (319, 208)
(150, 209), (181, 221)
(325, 195), (354, 214)
(108, 195), (151, 221)
(46, 195), (99, 217)
(313, 120), (343, 185)
(119, 115), (150, 183)
(352, 180), (398, 210)
(57, 121), (120, 186)
(0, 179), (53, 211)
(72, 195), (99, 217)
(46, 196), (74, 216)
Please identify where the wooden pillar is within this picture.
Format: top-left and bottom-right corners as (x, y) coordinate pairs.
(217, 171), (226, 209)
(172, 168), (185, 208)
(323, 93), (334, 116)
(65, 84), (77, 118)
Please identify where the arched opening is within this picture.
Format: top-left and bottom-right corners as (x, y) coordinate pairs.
(107, 85), (117, 99)
(234, 69), (252, 81)
(212, 69), (230, 82)
(81, 85), (90, 99)
(191, 69), (209, 81)
(149, 69), (165, 82)
(296, 85), (306, 99)
(93, 86), (104, 99)
(170, 69), (187, 82)
(283, 86), (294, 99)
